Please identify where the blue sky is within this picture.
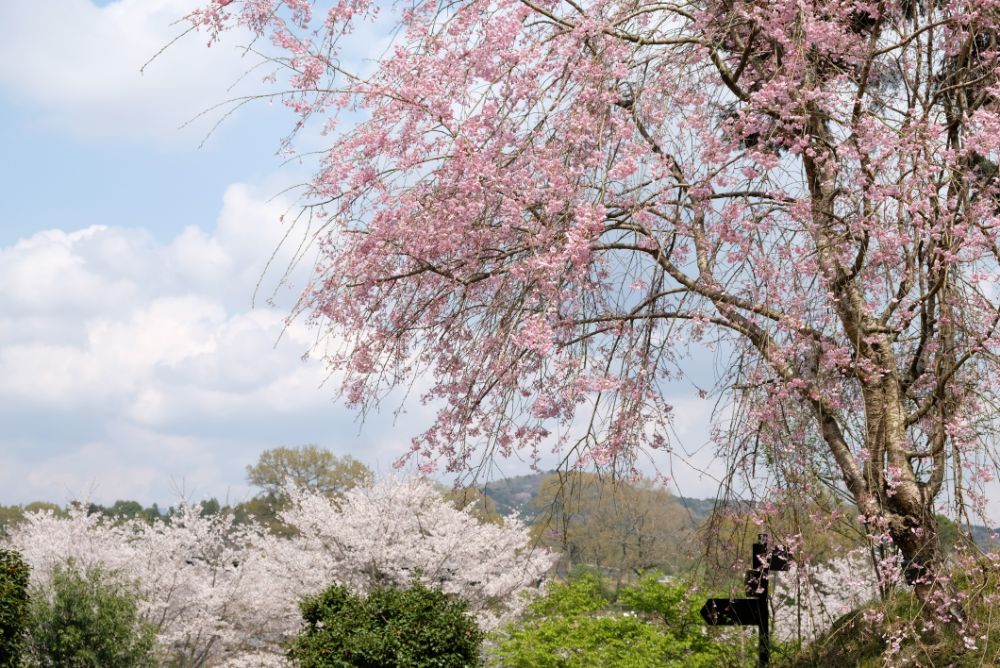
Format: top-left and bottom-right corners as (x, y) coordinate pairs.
(0, 103), (276, 246)
(0, 0), (723, 507)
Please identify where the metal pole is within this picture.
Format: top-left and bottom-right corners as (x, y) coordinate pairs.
(755, 534), (770, 668)
(758, 590), (769, 668)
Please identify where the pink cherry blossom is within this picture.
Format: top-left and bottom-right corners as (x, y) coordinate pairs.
(186, 0), (1000, 622)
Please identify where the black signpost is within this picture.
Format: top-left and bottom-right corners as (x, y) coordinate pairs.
(700, 534), (791, 668)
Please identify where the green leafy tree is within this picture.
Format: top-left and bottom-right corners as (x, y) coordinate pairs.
(85, 500), (167, 526)
(21, 504), (61, 515)
(695, 484), (868, 591)
(197, 498), (222, 517)
(491, 572), (745, 668)
(532, 473), (697, 584)
(104, 501), (144, 520)
(0, 509), (24, 541)
(243, 445), (375, 535)
(232, 494), (293, 536)
(290, 582), (483, 668)
(0, 550), (29, 668)
(22, 562), (157, 668)
(247, 445), (373, 498)
(444, 486), (504, 525)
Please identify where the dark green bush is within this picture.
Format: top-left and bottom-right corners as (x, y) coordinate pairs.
(23, 562), (157, 668)
(0, 550), (30, 668)
(290, 582), (483, 668)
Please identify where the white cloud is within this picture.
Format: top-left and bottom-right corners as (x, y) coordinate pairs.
(170, 182), (314, 306)
(0, 0), (407, 146)
(0, 183), (397, 506)
(0, 0), (263, 142)
(0, 227), (146, 317)
(0, 427), (243, 507)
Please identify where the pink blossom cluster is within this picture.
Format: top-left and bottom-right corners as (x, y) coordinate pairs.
(186, 0), (1000, 630)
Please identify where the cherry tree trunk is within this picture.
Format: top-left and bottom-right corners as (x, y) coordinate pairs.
(850, 383), (955, 615)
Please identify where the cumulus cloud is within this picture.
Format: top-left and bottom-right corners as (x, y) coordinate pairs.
(0, 181), (733, 507)
(0, 0), (406, 146)
(0, 0), (262, 142)
(0, 183), (397, 506)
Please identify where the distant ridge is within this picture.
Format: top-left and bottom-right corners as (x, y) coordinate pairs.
(479, 471), (551, 519)
(478, 471), (718, 524)
(477, 476), (999, 552)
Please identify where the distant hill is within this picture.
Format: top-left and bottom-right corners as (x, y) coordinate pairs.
(478, 471), (718, 525)
(480, 471), (552, 520)
(478, 476), (1000, 556)
(676, 497), (717, 524)
(955, 521), (999, 551)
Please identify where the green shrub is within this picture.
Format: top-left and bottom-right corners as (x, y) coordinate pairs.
(290, 582), (483, 668)
(23, 562), (157, 668)
(0, 550), (30, 668)
(491, 572), (748, 668)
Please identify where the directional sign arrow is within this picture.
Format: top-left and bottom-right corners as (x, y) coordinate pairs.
(699, 597), (761, 626)
(701, 534), (791, 667)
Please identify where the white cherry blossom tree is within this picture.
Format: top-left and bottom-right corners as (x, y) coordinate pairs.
(253, 476), (555, 632)
(772, 550), (880, 644)
(4, 476), (553, 665)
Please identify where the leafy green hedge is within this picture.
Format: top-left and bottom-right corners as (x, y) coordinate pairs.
(0, 550), (30, 668)
(491, 572), (749, 668)
(290, 582), (483, 668)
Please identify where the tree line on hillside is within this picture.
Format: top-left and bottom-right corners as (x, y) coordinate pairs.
(0, 447), (554, 667)
(1, 447), (709, 582)
(4, 445), (999, 665)
(0, 446), (372, 538)
(3, 445), (989, 583)
(0, 444), (780, 667)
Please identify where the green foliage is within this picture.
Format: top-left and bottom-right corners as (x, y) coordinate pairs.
(476, 471), (714, 526)
(777, 609), (884, 668)
(232, 493), (296, 536)
(79, 501), (162, 525)
(528, 571), (610, 618)
(290, 582), (483, 668)
(22, 562), (157, 668)
(0, 550), (30, 668)
(931, 514), (995, 554)
(247, 445), (374, 498)
(531, 472), (698, 582)
(491, 572), (747, 668)
(244, 445), (375, 536)
(0, 509), (25, 542)
(444, 487), (504, 525)
(94, 500), (144, 520)
(619, 572), (699, 629)
(198, 498), (222, 516)
(0, 504), (64, 539)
